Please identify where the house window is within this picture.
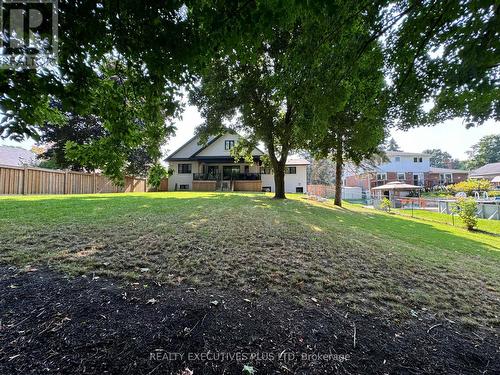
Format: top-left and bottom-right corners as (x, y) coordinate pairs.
(262, 186), (272, 192)
(419, 157), (423, 162)
(179, 184), (189, 190)
(296, 187), (304, 193)
(178, 164), (192, 174)
(397, 173), (405, 181)
(414, 157), (423, 163)
(224, 140), (235, 150)
(285, 167), (296, 174)
(395, 156), (401, 162)
(376, 173), (387, 181)
(260, 167), (271, 174)
(439, 173), (453, 184)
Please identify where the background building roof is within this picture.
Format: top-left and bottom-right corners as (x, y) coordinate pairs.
(0, 145), (38, 167)
(470, 162), (500, 177)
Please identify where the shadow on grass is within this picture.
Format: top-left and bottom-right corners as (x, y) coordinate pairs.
(1, 192), (498, 258)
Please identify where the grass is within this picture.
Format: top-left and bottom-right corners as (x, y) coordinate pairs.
(1, 192), (499, 329)
(392, 206), (500, 233)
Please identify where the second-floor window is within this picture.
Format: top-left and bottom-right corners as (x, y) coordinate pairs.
(285, 167), (296, 174)
(225, 140), (235, 150)
(395, 156), (401, 162)
(376, 173), (387, 181)
(413, 157), (423, 163)
(397, 173), (405, 181)
(178, 164), (192, 174)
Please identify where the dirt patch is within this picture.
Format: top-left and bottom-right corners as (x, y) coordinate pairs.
(1, 266), (498, 374)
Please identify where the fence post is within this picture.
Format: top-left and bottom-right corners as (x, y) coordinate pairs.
(64, 171), (69, 194)
(93, 172), (97, 194)
(23, 167), (28, 195)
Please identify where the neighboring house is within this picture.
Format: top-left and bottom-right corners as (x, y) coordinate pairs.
(0, 145), (38, 167)
(428, 167), (469, 185)
(469, 162), (500, 182)
(344, 151), (468, 192)
(165, 131), (309, 193)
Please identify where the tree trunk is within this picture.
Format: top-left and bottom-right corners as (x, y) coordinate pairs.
(273, 161), (286, 199)
(334, 140), (343, 207)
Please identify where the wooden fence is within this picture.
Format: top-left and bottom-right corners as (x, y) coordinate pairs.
(307, 184), (363, 200)
(0, 164), (149, 195)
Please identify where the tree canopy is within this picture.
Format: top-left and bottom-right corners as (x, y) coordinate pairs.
(0, 0), (498, 186)
(385, 138), (402, 152)
(465, 134), (500, 169)
(37, 113), (154, 177)
(422, 148), (462, 169)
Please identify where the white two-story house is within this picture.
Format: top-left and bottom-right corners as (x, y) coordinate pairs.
(165, 131), (309, 193)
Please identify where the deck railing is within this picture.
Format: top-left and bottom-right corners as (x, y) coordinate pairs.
(193, 173), (221, 181)
(193, 173), (261, 181)
(224, 173), (261, 181)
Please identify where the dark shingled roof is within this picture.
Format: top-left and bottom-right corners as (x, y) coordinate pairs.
(470, 162), (500, 177)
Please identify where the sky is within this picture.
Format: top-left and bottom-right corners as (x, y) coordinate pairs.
(1, 105), (498, 161)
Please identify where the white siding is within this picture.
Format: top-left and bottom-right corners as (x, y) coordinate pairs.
(379, 155), (430, 173)
(261, 165), (308, 193)
(169, 136), (205, 159)
(196, 133), (264, 157)
(168, 161), (199, 191)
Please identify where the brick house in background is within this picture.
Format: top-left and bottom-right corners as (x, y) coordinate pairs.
(344, 151), (469, 193)
(427, 167), (469, 186)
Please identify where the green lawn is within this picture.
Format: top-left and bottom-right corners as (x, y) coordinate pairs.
(1, 192), (499, 329)
(393, 206), (500, 233)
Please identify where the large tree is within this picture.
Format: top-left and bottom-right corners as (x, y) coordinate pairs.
(465, 134), (500, 169)
(190, 50), (300, 199)
(37, 114), (154, 177)
(306, 42), (388, 206)
(0, 1), (195, 182)
(191, 1), (388, 198)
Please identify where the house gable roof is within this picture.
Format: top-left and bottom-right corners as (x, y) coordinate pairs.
(165, 134), (219, 161)
(166, 131), (265, 161)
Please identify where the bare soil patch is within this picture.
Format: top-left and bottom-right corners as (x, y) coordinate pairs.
(1, 266), (498, 374)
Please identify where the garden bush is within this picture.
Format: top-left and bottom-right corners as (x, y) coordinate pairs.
(447, 179), (492, 196)
(453, 198), (478, 231)
(147, 164), (170, 191)
(379, 197), (392, 212)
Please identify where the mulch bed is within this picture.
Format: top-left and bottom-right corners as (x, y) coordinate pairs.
(1, 266), (498, 374)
